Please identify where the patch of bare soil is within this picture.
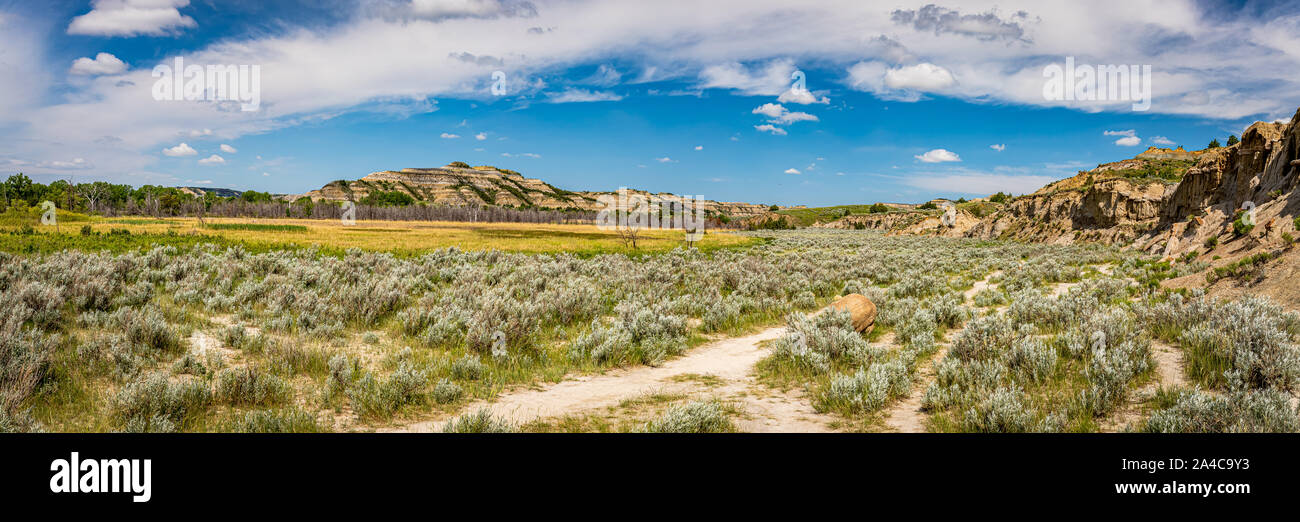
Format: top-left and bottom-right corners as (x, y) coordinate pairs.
(1049, 280), (1082, 299)
(963, 270), (1001, 301)
(882, 344), (946, 433)
(1163, 245), (1300, 313)
(383, 326), (840, 433)
(1100, 340), (1190, 432)
(882, 272), (999, 433)
(186, 330), (240, 363)
(1150, 340), (1190, 388)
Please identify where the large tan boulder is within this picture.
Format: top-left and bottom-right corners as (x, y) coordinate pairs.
(826, 294), (877, 333)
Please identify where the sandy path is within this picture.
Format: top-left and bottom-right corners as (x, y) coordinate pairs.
(1049, 281), (1082, 298)
(882, 344), (947, 433)
(1151, 340), (1189, 388)
(186, 329), (240, 362)
(1100, 340), (1191, 432)
(882, 271), (999, 433)
(384, 326), (838, 433)
(963, 270), (1001, 301)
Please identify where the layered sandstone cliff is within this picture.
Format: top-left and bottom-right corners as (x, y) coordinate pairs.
(289, 163), (772, 219)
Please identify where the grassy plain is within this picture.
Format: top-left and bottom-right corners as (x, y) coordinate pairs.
(0, 211), (756, 256)
(776, 205), (926, 227)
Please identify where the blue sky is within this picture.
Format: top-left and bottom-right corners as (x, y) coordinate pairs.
(2, 1), (1298, 206)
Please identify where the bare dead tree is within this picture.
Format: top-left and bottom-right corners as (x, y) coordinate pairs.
(78, 183), (107, 214)
(618, 223), (641, 249)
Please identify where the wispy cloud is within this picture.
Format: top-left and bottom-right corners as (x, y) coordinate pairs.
(546, 88), (623, 103)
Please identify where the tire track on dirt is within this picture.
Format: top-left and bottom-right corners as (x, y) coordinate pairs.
(383, 326), (839, 433)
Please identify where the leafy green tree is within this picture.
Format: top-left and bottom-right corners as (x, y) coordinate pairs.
(4, 173), (34, 206)
(360, 190), (415, 207)
(240, 190), (274, 203)
(1226, 135), (1239, 146)
(1207, 138), (1221, 149)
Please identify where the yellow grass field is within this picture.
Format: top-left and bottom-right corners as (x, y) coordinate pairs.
(74, 216), (755, 255)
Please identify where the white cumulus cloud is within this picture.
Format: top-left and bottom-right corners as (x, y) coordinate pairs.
(751, 103), (818, 125)
(219, 144), (237, 153)
(754, 124), (787, 136)
(69, 53), (127, 76)
(67, 0), (197, 37)
(915, 149), (962, 163)
(777, 88), (830, 105)
(161, 142), (196, 157)
(884, 63), (956, 91)
(197, 154), (225, 165)
(1105, 130), (1142, 146)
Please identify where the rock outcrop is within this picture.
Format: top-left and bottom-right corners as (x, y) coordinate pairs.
(824, 107), (1300, 307)
(289, 163), (772, 219)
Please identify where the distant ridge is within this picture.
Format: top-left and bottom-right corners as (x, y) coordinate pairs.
(288, 162), (773, 219)
(178, 187), (242, 198)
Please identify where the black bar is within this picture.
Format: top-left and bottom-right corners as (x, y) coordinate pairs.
(2, 434), (1292, 511)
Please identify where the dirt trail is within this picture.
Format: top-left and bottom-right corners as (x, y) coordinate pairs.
(384, 326), (839, 433)
(186, 329), (240, 362)
(1100, 340), (1191, 432)
(883, 271), (999, 433)
(1049, 281), (1082, 298)
(963, 270), (1001, 301)
(1150, 340), (1189, 388)
(882, 344), (947, 433)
